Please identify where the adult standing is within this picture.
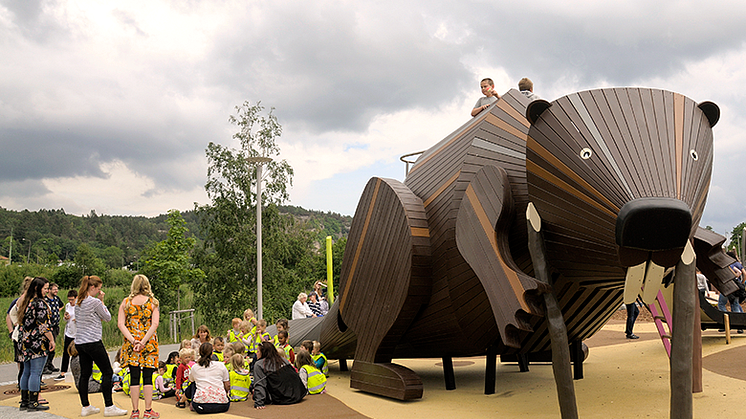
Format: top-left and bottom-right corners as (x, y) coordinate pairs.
(43, 283), (63, 374)
(55, 289), (78, 381)
(188, 342), (230, 414)
(6, 277), (34, 390)
(253, 341), (306, 409)
(118, 274), (160, 419)
(75, 275), (127, 417)
(291, 293), (316, 320)
(17, 277), (54, 411)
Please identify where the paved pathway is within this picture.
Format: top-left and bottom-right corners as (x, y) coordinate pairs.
(0, 344), (180, 386)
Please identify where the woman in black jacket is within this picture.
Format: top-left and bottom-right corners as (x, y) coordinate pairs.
(252, 341), (306, 409)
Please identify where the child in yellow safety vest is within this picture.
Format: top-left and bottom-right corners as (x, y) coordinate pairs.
(228, 354), (252, 401)
(227, 318), (242, 343)
(311, 341), (329, 377)
(162, 351), (179, 387)
(271, 318), (289, 346)
(295, 351), (326, 394)
(123, 368), (167, 399)
(275, 330), (295, 364)
(212, 337), (225, 362)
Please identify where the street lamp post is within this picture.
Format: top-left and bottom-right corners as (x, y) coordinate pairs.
(246, 156), (273, 320)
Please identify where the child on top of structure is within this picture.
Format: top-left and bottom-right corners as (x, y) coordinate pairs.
(155, 361), (175, 399)
(271, 318), (289, 346)
(518, 77), (539, 100)
(275, 331), (295, 364)
(174, 348), (195, 408)
(471, 78), (500, 117)
(228, 354), (251, 402)
(227, 318), (242, 343)
(311, 341), (328, 377)
(295, 351), (326, 395)
(211, 337), (225, 362)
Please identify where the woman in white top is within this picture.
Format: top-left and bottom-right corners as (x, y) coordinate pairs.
(56, 289), (78, 381)
(74, 275), (127, 417)
(291, 293), (316, 320)
(188, 342), (230, 414)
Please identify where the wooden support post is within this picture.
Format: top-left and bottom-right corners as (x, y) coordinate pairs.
(517, 354), (530, 372)
(442, 356), (456, 390)
(484, 346), (496, 395)
(339, 358), (349, 371)
(724, 314), (731, 344)
(570, 340), (584, 380)
(692, 293), (702, 393)
(526, 203), (578, 419)
(670, 242), (695, 419)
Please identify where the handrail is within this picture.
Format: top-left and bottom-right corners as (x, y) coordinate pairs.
(400, 150), (425, 176)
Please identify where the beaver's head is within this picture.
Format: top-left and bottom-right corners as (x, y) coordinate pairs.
(524, 88), (718, 294)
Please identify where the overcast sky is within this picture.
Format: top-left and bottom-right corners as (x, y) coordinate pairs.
(2, 0), (746, 237)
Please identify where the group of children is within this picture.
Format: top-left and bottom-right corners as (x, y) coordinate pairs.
(141, 309), (329, 407)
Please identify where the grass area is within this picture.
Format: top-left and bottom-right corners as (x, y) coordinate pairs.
(1, 286), (181, 364)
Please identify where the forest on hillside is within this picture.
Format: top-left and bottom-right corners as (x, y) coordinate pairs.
(0, 205), (350, 268)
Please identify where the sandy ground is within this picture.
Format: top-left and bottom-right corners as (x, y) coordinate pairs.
(2, 320), (745, 418)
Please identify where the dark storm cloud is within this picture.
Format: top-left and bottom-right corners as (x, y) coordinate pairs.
(0, 122), (206, 190)
(205, 2), (473, 134)
(199, 1), (746, 137)
(1, 0), (69, 41)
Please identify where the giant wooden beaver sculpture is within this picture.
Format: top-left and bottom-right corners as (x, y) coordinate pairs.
(315, 87), (731, 401)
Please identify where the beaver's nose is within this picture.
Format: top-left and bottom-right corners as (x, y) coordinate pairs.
(615, 197), (692, 251)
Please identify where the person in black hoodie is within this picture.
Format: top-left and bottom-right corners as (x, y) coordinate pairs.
(252, 341), (306, 409)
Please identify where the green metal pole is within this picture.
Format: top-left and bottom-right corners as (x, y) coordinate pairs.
(326, 236), (334, 303)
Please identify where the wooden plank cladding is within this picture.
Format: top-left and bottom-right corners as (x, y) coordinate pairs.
(316, 87), (718, 401)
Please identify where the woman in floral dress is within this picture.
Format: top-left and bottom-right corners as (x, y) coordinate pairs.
(118, 275), (160, 419)
(18, 277), (54, 411)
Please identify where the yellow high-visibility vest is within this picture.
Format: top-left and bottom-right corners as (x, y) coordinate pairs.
(312, 352), (329, 376)
(301, 365), (326, 394)
(229, 370), (252, 401)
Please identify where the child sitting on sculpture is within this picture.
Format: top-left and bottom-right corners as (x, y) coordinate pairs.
(471, 78), (500, 117)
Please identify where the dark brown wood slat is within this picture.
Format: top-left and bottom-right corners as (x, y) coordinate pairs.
(531, 99), (609, 198)
(527, 113), (623, 213)
(570, 90), (633, 205)
(603, 88), (654, 197)
(525, 176), (617, 245)
(654, 89), (675, 196)
(614, 88), (657, 197)
(627, 88), (663, 197)
(682, 103), (712, 203)
(640, 89), (671, 197)
(587, 89), (645, 199)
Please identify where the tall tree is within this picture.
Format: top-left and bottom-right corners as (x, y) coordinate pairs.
(74, 243), (106, 277)
(195, 101), (302, 326)
(140, 209), (205, 311)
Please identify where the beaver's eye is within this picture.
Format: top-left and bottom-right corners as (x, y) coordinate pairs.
(690, 149), (698, 161)
(580, 148), (592, 160)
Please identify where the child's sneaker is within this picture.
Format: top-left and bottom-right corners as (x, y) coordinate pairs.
(104, 405), (128, 416)
(81, 405), (101, 416)
(130, 409), (140, 419)
(142, 409), (160, 419)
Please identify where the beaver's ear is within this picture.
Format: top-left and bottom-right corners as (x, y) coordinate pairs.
(526, 100), (551, 125)
(698, 101), (719, 127)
